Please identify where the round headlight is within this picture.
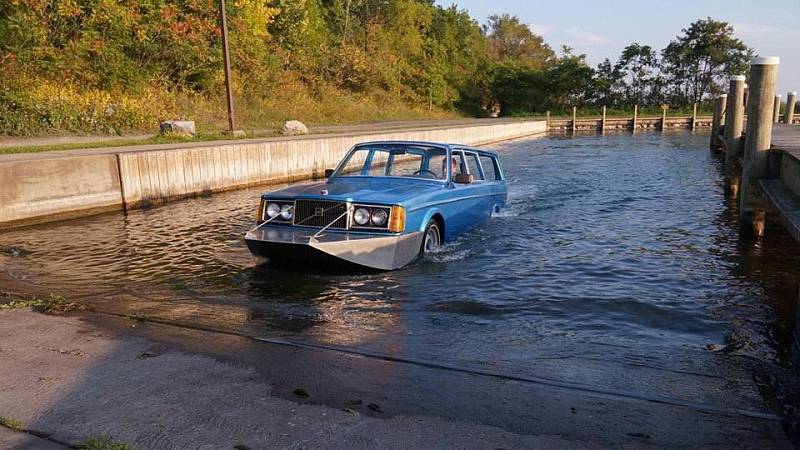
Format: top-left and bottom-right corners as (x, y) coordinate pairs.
(371, 209), (388, 226)
(266, 203), (280, 218)
(280, 204), (293, 220)
(353, 208), (370, 225)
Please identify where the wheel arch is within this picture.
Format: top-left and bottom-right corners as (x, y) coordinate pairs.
(418, 208), (446, 240)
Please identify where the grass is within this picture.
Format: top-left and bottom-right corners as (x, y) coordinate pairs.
(77, 435), (136, 450)
(0, 416), (23, 431)
(0, 293), (87, 314)
(0, 132), (263, 156)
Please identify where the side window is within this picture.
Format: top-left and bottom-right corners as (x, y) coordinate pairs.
(465, 153), (484, 180)
(479, 155), (501, 181)
(450, 151), (466, 177)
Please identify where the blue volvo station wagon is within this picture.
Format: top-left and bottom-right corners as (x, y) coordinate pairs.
(245, 140), (507, 270)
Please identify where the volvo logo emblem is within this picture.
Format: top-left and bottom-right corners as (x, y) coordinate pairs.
(314, 207), (325, 217)
(320, 189), (328, 196)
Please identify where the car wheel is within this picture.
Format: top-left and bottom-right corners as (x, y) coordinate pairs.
(421, 220), (441, 255)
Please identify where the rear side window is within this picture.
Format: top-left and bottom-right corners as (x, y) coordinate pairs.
(464, 153), (484, 180)
(480, 155), (501, 181)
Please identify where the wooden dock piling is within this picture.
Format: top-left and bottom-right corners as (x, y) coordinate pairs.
(785, 92), (796, 124)
(774, 95), (782, 123)
(632, 105), (638, 131)
(572, 106), (577, 134)
(546, 110), (550, 129)
(661, 107), (667, 131)
(601, 106), (607, 133)
(724, 75), (746, 195)
(744, 84), (749, 109)
(691, 103), (697, 130)
(710, 95), (727, 149)
(739, 56), (779, 237)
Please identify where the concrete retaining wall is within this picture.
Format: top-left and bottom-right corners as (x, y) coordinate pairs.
(0, 154), (122, 227)
(0, 120), (545, 228)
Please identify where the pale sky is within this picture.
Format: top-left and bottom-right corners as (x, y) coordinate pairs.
(436, 0), (800, 98)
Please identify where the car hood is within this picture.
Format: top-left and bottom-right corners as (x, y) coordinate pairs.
(264, 177), (444, 205)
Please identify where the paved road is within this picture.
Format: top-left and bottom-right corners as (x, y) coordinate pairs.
(0, 119), (526, 150)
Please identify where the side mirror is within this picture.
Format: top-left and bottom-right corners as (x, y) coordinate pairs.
(453, 173), (474, 184)
(324, 169), (335, 178)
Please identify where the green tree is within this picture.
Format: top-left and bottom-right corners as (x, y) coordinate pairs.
(592, 58), (623, 107)
(661, 17), (751, 105)
(615, 43), (659, 105)
(544, 47), (594, 109)
(483, 14), (553, 69)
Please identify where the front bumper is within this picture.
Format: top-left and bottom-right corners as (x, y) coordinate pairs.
(244, 225), (423, 271)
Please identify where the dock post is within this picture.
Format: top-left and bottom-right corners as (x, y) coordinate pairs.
(691, 102), (697, 130)
(545, 110), (550, 130)
(739, 56), (779, 238)
(724, 75), (746, 196)
(785, 92), (796, 124)
(661, 107), (667, 132)
(572, 106), (577, 134)
(601, 105), (607, 133)
(710, 95), (727, 149)
(774, 95), (782, 123)
(632, 104), (638, 132)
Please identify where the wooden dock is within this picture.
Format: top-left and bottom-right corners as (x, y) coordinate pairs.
(548, 115), (713, 132)
(711, 56), (800, 241)
(758, 125), (800, 241)
(772, 123), (800, 154)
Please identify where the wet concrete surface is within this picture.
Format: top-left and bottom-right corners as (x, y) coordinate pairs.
(0, 309), (600, 449)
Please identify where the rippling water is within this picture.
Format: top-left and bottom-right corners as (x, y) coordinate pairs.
(2, 131), (800, 374)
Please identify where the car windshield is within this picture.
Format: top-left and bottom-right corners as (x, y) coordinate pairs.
(333, 144), (449, 180)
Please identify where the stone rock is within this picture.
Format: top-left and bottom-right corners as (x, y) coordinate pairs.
(281, 120), (309, 135)
(160, 120), (196, 136)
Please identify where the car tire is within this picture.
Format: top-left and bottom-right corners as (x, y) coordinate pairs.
(421, 220), (442, 256)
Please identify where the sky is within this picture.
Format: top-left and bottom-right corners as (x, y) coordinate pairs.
(435, 0), (800, 98)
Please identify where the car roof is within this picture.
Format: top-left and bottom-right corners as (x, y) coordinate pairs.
(353, 140), (500, 157)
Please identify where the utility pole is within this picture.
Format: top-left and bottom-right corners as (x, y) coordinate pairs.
(219, 0), (236, 135)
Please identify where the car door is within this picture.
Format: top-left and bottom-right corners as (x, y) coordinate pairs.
(462, 150), (496, 223)
(442, 149), (492, 236)
(478, 153), (507, 211)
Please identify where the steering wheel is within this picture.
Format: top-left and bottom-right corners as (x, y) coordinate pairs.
(413, 169), (439, 179)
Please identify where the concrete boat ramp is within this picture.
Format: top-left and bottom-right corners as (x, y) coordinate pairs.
(0, 303), (792, 448)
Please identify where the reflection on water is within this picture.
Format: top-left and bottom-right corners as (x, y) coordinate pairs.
(1, 132), (800, 374)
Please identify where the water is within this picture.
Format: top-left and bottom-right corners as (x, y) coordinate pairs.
(2, 132), (800, 380)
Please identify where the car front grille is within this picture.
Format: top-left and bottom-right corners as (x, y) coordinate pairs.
(293, 200), (349, 229)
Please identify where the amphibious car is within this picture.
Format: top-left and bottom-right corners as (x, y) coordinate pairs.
(245, 140), (507, 270)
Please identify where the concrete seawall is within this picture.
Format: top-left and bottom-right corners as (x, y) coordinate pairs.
(0, 120), (546, 228)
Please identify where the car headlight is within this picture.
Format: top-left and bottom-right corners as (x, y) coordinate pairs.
(280, 204), (293, 220)
(266, 203), (281, 218)
(371, 209), (388, 226)
(353, 207), (370, 225)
